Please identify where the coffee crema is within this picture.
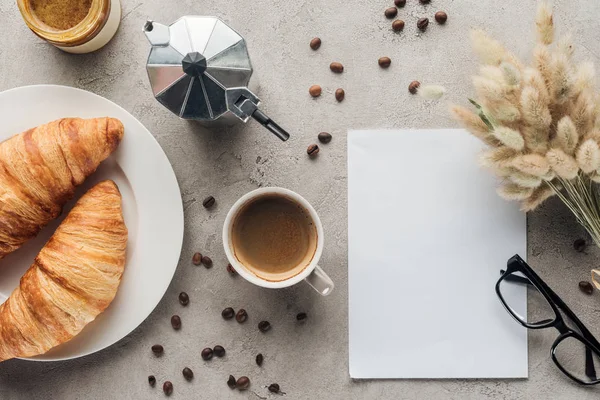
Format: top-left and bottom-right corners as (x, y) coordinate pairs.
(30, 0), (92, 30)
(231, 195), (317, 282)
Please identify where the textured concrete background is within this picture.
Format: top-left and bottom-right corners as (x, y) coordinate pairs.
(1, 0), (600, 398)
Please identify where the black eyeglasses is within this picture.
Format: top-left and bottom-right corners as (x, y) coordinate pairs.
(496, 254), (600, 385)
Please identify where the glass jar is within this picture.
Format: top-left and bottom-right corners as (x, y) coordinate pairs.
(17, 0), (121, 54)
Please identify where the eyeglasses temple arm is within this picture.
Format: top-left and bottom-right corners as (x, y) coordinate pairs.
(499, 270), (533, 286)
(586, 346), (597, 381)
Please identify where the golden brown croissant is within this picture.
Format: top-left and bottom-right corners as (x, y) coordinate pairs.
(0, 180), (127, 361)
(0, 117), (124, 259)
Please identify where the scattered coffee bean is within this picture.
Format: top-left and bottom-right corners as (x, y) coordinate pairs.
(258, 321), (272, 333)
(335, 88), (345, 102)
(182, 367), (194, 381)
(201, 347), (214, 360)
(192, 252), (202, 265)
(148, 375), (156, 387)
(409, 80), (421, 94)
(163, 381), (173, 396)
(579, 281), (594, 295)
(574, 238), (587, 252)
(378, 57), (391, 68)
(384, 7), (398, 19)
(179, 292), (189, 306)
(296, 312), (308, 321)
(394, 0), (406, 7)
(151, 344), (164, 355)
(330, 62), (344, 73)
(214, 345), (226, 357)
(420, 0), (430, 3)
(307, 144), (320, 157)
(435, 11), (448, 24)
(222, 307), (235, 320)
(202, 195), (216, 208)
(171, 315), (182, 330)
(236, 309), (248, 323)
(268, 383), (281, 393)
(310, 37), (321, 50)
(226, 263), (237, 275)
(392, 19), (405, 32)
(318, 132), (332, 144)
(227, 375), (237, 389)
(309, 85), (322, 97)
(201, 255), (213, 268)
(417, 18), (429, 31)
(256, 353), (264, 366)
(236, 376), (250, 390)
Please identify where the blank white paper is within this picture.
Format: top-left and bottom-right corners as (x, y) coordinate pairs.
(348, 129), (528, 379)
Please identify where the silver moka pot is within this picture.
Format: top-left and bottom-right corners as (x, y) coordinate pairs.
(143, 16), (289, 141)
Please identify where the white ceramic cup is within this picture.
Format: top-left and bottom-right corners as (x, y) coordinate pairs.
(223, 187), (334, 296)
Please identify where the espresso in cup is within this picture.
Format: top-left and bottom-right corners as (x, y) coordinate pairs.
(231, 194), (318, 282)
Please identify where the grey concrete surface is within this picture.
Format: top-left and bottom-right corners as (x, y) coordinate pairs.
(1, 0), (600, 398)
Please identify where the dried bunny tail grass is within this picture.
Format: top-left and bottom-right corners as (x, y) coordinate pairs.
(552, 116), (579, 154)
(498, 183), (534, 201)
(550, 53), (575, 103)
(511, 154), (550, 177)
(521, 184), (555, 211)
(557, 34), (575, 60)
(480, 146), (520, 169)
(536, 2), (554, 45)
(576, 138), (600, 173)
(492, 126), (525, 150)
(500, 62), (521, 85)
(570, 92), (596, 136)
(520, 86), (552, 129)
(450, 105), (500, 147)
(510, 171), (543, 188)
(479, 66), (505, 84)
(417, 85), (446, 100)
(533, 46), (553, 94)
(470, 29), (509, 65)
(473, 77), (504, 102)
(522, 126), (549, 154)
(489, 101), (521, 123)
(546, 148), (580, 179)
(575, 62), (596, 94)
(523, 68), (550, 104)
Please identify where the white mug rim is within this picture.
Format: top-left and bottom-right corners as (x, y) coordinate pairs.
(222, 187), (324, 289)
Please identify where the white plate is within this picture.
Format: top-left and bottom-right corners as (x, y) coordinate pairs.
(0, 85), (184, 361)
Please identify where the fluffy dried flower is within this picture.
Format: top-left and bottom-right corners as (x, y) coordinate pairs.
(417, 85), (446, 100)
(480, 147), (520, 169)
(497, 183), (534, 201)
(501, 62), (521, 86)
(535, 2), (554, 45)
(479, 66), (505, 84)
(510, 171), (543, 188)
(546, 148), (579, 179)
(511, 154), (550, 177)
(557, 34), (574, 60)
(451, 105), (499, 147)
(575, 62), (596, 94)
(576, 139), (600, 173)
(492, 127), (525, 150)
(550, 53), (574, 103)
(521, 86), (552, 130)
(521, 184), (555, 212)
(470, 29), (509, 66)
(552, 116), (579, 154)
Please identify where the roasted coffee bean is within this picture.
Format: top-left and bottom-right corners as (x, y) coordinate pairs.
(420, 0), (430, 3)
(222, 307), (235, 320)
(171, 315), (182, 330)
(394, 0), (406, 7)
(151, 344), (164, 355)
(310, 37), (321, 50)
(192, 252), (202, 265)
(268, 383), (281, 393)
(214, 345), (226, 357)
(202, 195), (216, 208)
(384, 7), (398, 19)
(574, 238), (587, 252)
(409, 80), (421, 94)
(392, 19), (405, 32)
(179, 292), (189, 306)
(307, 144), (320, 157)
(318, 132), (332, 144)
(227, 375), (237, 389)
(296, 312), (308, 321)
(417, 18), (429, 31)
(182, 367), (194, 381)
(309, 85), (322, 97)
(435, 11), (448, 24)
(378, 57), (391, 68)
(236, 376), (250, 390)
(236, 309), (248, 323)
(201, 347), (214, 360)
(335, 88), (345, 102)
(258, 321), (271, 332)
(256, 353), (264, 366)
(163, 381), (173, 396)
(226, 263), (237, 275)
(148, 375), (156, 387)
(579, 281), (594, 295)
(201, 255), (213, 268)
(330, 62), (344, 73)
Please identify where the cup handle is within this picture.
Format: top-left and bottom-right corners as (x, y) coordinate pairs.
(304, 265), (334, 296)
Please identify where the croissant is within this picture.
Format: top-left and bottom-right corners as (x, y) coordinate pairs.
(0, 180), (127, 361)
(0, 117), (124, 259)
